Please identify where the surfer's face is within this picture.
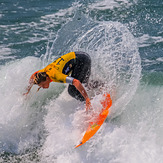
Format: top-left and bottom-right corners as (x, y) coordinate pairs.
(38, 78), (50, 89)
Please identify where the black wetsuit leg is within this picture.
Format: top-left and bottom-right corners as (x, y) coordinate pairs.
(68, 51), (91, 101)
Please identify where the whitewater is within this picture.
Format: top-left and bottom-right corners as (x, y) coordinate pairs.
(0, 0), (163, 163)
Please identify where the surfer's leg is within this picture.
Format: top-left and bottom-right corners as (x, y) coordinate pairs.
(73, 51), (91, 83)
(68, 51), (91, 101)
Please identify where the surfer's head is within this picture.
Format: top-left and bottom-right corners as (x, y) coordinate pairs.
(33, 72), (50, 89)
(33, 72), (47, 84)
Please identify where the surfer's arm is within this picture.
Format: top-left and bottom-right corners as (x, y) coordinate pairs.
(72, 79), (91, 111)
(23, 72), (38, 95)
(23, 81), (33, 95)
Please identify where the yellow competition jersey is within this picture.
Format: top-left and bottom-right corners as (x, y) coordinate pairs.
(39, 52), (76, 83)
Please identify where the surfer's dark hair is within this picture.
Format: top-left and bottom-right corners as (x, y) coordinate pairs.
(33, 72), (48, 84)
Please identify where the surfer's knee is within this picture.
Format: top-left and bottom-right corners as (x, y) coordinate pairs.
(75, 51), (91, 67)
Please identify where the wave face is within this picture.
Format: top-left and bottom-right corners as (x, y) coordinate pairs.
(0, 0), (162, 162)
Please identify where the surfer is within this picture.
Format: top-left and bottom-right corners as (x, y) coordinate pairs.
(24, 51), (91, 111)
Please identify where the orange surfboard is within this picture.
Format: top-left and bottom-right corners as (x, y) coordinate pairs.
(75, 93), (112, 148)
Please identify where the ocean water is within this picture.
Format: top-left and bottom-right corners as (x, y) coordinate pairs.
(0, 0), (162, 163)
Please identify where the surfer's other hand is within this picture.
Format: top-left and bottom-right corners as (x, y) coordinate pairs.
(86, 98), (92, 112)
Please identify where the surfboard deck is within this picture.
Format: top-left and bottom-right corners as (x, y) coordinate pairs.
(75, 93), (112, 148)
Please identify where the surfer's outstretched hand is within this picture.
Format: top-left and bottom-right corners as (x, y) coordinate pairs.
(86, 98), (92, 112)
